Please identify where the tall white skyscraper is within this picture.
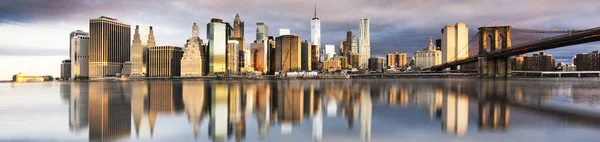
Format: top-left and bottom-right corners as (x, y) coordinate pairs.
(70, 31), (89, 79)
(359, 18), (370, 69)
(442, 22), (469, 64)
(311, 5), (321, 51)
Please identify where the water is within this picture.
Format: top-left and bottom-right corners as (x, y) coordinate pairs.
(1, 78), (600, 142)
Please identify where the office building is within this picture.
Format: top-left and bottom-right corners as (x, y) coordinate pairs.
(251, 42), (266, 72)
(442, 22), (468, 64)
(522, 52), (555, 71)
(368, 57), (383, 72)
(181, 23), (205, 77)
(349, 53), (361, 69)
(148, 46), (183, 77)
(386, 52), (407, 69)
(359, 18), (370, 69)
(131, 25), (145, 77)
(239, 47), (252, 73)
(414, 37), (442, 69)
(311, 45), (320, 70)
(301, 40), (312, 71)
(88, 16), (131, 78)
(256, 22), (269, 73)
(61, 59), (71, 80)
(227, 40), (239, 74)
(70, 31), (89, 79)
(324, 45), (335, 61)
(233, 13), (245, 47)
(344, 29), (353, 56)
(267, 37), (277, 74)
(322, 59), (341, 72)
(276, 35), (302, 72)
(573, 50), (600, 71)
(207, 18), (232, 75)
(311, 5), (321, 52)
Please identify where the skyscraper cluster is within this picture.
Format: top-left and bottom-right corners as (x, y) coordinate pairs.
(60, 6), (377, 79)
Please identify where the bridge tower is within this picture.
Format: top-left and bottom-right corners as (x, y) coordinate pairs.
(478, 26), (512, 78)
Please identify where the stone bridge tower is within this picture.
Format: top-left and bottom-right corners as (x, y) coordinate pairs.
(479, 26), (512, 78)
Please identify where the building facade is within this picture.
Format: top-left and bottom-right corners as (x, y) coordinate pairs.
(573, 51), (600, 71)
(368, 57), (383, 72)
(148, 46), (183, 77)
(275, 35), (302, 72)
(301, 40), (312, 71)
(131, 25), (145, 77)
(414, 37), (442, 69)
(227, 41), (239, 75)
(70, 31), (89, 79)
(181, 23), (205, 77)
(386, 52), (407, 69)
(442, 23), (468, 64)
(256, 22), (269, 73)
(349, 52), (361, 69)
(522, 52), (555, 71)
(311, 45), (320, 71)
(207, 18), (232, 75)
(88, 16), (131, 78)
(359, 18), (371, 69)
(322, 59), (341, 72)
(61, 59), (72, 80)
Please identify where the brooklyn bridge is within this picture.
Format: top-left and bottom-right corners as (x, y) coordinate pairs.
(424, 25), (600, 78)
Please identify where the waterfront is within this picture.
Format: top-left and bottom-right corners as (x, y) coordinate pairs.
(1, 78), (600, 142)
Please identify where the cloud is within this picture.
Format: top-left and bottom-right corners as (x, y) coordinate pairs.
(1, 0), (600, 60)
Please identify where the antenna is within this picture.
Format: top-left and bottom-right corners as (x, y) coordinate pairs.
(314, 4), (317, 18)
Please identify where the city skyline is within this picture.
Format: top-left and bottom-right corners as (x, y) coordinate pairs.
(1, 0), (600, 79)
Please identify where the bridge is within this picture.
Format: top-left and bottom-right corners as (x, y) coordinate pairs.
(425, 25), (600, 78)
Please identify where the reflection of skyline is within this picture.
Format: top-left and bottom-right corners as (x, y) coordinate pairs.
(63, 79), (600, 141)
(88, 82), (131, 142)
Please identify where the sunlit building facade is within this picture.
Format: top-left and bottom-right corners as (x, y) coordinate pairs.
(227, 40), (239, 74)
(275, 35), (302, 72)
(414, 37), (442, 69)
(311, 6), (321, 51)
(181, 23), (205, 77)
(301, 40), (312, 71)
(256, 22), (269, 73)
(70, 31), (89, 79)
(442, 22), (468, 64)
(359, 18), (370, 69)
(88, 16), (131, 78)
(148, 46), (183, 77)
(61, 59), (72, 80)
(207, 18), (231, 75)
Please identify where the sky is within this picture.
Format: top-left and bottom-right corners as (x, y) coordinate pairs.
(1, 0), (600, 79)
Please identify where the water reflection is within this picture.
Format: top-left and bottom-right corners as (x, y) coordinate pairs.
(57, 79), (600, 141)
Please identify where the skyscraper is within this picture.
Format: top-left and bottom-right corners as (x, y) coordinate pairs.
(442, 22), (468, 64)
(415, 37), (442, 69)
(181, 23), (205, 77)
(344, 29), (353, 56)
(301, 40), (312, 71)
(226, 40), (239, 74)
(359, 18), (370, 69)
(207, 18), (231, 75)
(276, 35), (302, 72)
(70, 31), (89, 79)
(256, 22), (269, 73)
(131, 25), (145, 77)
(148, 46), (183, 77)
(61, 59), (71, 80)
(70, 30), (88, 60)
(233, 13), (245, 46)
(311, 5), (321, 52)
(88, 16), (131, 78)
(311, 45), (320, 70)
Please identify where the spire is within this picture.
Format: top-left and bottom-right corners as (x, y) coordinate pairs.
(235, 13), (240, 20)
(192, 23), (199, 38)
(147, 26), (156, 47)
(427, 36), (435, 51)
(314, 4), (317, 18)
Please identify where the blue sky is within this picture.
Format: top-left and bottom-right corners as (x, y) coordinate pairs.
(1, 0), (600, 79)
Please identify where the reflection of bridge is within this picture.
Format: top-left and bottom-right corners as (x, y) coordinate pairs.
(426, 26), (600, 78)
